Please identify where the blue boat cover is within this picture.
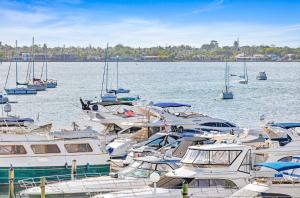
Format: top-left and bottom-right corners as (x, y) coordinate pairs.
(153, 102), (191, 108)
(255, 162), (300, 172)
(271, 122), (300, 129)
(0, 117), (34, 123)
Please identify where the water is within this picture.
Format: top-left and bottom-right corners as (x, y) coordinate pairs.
(0, 61), (300, 130)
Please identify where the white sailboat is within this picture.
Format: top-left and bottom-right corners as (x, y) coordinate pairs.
(101, 44), (117, 102)
(27, 37), (47, 91)
(221, 61), (233, 99)
(238, 56), (248, 84)
(5, 40), (37, 95)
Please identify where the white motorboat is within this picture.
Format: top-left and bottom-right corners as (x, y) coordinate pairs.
(0, 128), (110, 185)
(150, 102), (240, 133)
(94, 144), (252, 198)
(20, 156), (180, 198)
(256, 71), (267, 80)
(231, 161), (300, 198)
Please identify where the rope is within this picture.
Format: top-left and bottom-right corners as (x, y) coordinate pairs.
(40, 60), (45, 79)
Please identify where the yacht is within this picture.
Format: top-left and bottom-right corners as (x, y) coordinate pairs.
(150, 102), (240, 133)
(231, 162), (300, 198)
(256, 71), (267, 80)
(0, 128), (110, 185)
(95, 144), (252, 198)
(20, 156), (180, 198)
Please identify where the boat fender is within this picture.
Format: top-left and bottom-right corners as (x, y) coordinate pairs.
(178, 126), (184, 133)
(86, 163), (90, 171)
(92, 104), (98, 111)
(64, 162), (68, 169)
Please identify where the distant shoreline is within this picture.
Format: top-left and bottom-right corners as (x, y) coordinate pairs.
(1, 60), (300, 63)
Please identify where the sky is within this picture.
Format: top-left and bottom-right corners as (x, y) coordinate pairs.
(0, 0), (300, 47)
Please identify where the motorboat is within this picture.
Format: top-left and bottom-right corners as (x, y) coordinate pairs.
(20, 156), (180, 198)
(0, 128), (110, 185)
(150, 102), (240, 133)
(94, 144), (253, 198)
(231, 162), (300, 198)
(256, 71), (267, 80)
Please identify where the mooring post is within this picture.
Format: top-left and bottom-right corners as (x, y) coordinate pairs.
(8, 165), (15, 198)
(40, 177), (46, 198)
(182, 180), (188, 198)
(71, 160), (77, 180)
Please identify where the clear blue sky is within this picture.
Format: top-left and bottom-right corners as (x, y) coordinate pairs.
(0, 0), (300, 47)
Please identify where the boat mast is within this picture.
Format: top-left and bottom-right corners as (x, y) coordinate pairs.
(225, 60), (228, 92)
(105, 43), (109, 93)
(15, 40), (18, 87)
(116, 55), (119, 89)
(32, 37), (35, 81)
(45, 44), (48, 81)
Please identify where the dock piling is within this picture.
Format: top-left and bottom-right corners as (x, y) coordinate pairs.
(8, 165), (15, 198)
(71, 160), (77, 180)
(40, 177), (46, 198)
(182, 180), (188, 198)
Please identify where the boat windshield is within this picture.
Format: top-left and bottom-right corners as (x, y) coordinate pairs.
(181, 149), (242, 166)
(152, 176), (238, 189)
(120, 160), (174, 178)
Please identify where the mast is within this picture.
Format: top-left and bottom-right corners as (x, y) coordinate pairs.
(15, 40), (18, 87)
(116, 55), (119, 89)
(225, 60), (228, 92)
(45, 44), (48, 81)
(32, 37), (35, 80)
(105, 43), (109, 92)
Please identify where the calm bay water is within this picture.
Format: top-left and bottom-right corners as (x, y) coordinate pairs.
(1, 61), (300, 130)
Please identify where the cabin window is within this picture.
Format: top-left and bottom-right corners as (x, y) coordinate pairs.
(0, 145), (27, 155)
(278, 156), (293, 162)
(64, 143), (93, 153)
(182, 149), (241, 165)
(189, 179), (238, 189)
(31, 144), (60, 154)
(238, 150), (251, 173)
(156, 164), (173, 172)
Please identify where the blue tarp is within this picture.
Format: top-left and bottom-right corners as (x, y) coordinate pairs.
(0, 117), (34, 123)
(153, 102), (191, 108)
(271, 122), (300, 129)
(255, 162), (300, 172)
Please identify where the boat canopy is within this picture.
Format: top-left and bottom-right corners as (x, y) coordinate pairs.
(255, 162), (300, 172)
(270, 122), (300, 129)
(153, 102), (191, 108)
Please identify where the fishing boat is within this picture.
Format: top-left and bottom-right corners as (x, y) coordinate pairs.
(4, 40), (37, 95)
(27, 37), (47, 91)
(256, 71), (267, 80)
(231, 162), (300, 198)
(0, 128), (110, 185)
(20, 156), (180, 198)
(238, 56), (248, 84)
(0, 91), (9, 104)
(221, 61), (233, 99)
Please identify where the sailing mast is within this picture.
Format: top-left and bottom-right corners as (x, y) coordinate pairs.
(45, 44), (48, 81)
(15, 40), (18, 87)
(32, 37), (35, 81)
(116, 55), (119, 89)
(105, 43), (109, 93)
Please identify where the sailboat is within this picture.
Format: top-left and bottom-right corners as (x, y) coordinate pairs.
(238, 55), (248, 84)
(221, 61), (233, 99)
(36, 45), (57, 88)
(27, 37), (47, 91)
(108, 56), (130, 94)
(5, 40), (37, 95)
(101, 44), (117, 102)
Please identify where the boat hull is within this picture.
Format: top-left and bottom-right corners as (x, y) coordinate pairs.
(47, 82), (57, 88)
(0, 164), (110, 185)
(5, 88), (37, 95)
(221, 91), (233, 99)
(27, 84), (47, 91)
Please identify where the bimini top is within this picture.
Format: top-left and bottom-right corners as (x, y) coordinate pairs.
(255, 162), (300, 172)
(270, 122), (300, 129)
(153, 102), (191, 108)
